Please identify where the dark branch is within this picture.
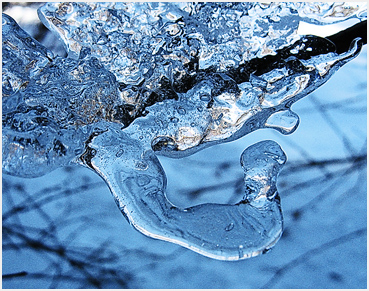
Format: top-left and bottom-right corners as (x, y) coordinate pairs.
(327, 20), (367, 54)
(3, 271), (28, 279)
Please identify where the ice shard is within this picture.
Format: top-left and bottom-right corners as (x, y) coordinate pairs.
(2, 2), (366, 260)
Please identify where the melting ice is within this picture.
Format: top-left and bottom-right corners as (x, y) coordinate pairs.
(2, 2), (366, 260)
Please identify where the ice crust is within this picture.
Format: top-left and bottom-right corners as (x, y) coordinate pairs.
(2, 2), (366, 260)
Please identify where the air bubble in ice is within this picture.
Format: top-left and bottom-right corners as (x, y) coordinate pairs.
(200, 93), (211, 102)
(135, 161), (148, 171)
(177, 107), (186, 115)
(116, 149), (124, 157)
(225, 222), (235, 232)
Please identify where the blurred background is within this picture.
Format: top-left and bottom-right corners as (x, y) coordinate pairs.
(2, 2), (367, 288)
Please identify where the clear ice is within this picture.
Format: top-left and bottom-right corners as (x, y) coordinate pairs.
(2, 2), (366, 260)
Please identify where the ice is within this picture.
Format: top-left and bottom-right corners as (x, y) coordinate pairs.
(265, 110), (300, 134)
(2, 2), (366, 260)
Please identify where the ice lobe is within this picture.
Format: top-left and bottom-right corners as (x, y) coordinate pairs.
(85, 127), (286, 260)
(2, 2), (366, 260)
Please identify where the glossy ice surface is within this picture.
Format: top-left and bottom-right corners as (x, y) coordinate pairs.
(2, 2), (366, 260)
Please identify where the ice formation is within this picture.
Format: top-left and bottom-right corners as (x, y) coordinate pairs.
(2, 2), (366, 260)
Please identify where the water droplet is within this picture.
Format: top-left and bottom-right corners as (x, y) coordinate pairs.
(265, 109), (299, 135)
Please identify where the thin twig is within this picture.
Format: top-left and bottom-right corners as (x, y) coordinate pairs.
(262, 227), (367, 288)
